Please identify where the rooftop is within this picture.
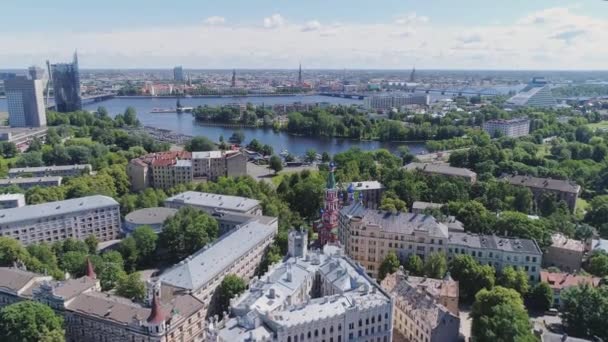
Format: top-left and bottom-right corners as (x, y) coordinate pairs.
(550, 233), (584, 252)
(341, 202), (449, 238)
(160, 220), (276, 291)
(590, 238), (608, 253)
(502, 174), (580, 194)
(448, 232), (542, 255)
(9, 164), (91, 174)
(124, 207), (178, 226)
(404, 162), (477, 179)
(0, 176), (62, 186)
(412, 201), (444, 211)
(165, 191), (260, 213)
(0, 195), (119, 225)
(351, 181), (384, 191)
(0, 193), (25, 201)
(540, 271), (601, 290)
(484, 118), (530, 125)
(192, 151), (223, 159)
(0, 267), (50, 296)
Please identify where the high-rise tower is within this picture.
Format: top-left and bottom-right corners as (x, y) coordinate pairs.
(50, 51), (82, 112)
(298, 63), (302, 86)
(4, 76), (46, 127)
(231, 69), (236, 88)
(409, 66), (416, 83)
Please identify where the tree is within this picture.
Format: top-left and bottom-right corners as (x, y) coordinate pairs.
(378, 251), (400, 280)
(449, 254), (495, 301)
(60, 251), (88, 276)
(118, 236), (140, 272)
(471, 286), (536, 342)
(84, 234), (99, 254)
(424, 252), (447, 279)
(0, 237), (29, 266)
(498, 266), (529, 296)
(131, 226), (158, 262)
(585, 251), (608, 277)
(0, 301), (64, 342)
(321, 152), (331, 163)
(0, 141), (17, 158)
(160, 207), (219, 262)
(269, 155), (283, 174)
(561, 284), (608, 341)
(116, 272), (146, 302)
(527, 282), (553, 312)
(185, 136), (215, 152)
(305, 149), (317, 163)
(404, 254), (424, 276)
(217, 274), (247, 315)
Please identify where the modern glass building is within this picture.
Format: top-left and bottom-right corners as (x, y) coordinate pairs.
(507, 77), (557, 108)
(50, 52), (82, 112)
(4, 76), (46, 127)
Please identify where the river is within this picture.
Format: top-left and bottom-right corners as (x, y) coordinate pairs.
(0, 95), (427, 156)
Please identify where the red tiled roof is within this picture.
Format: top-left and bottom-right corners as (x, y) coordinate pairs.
(541, 271), (601, 290)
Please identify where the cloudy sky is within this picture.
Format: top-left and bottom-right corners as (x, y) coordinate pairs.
(2, 0), (607, 69)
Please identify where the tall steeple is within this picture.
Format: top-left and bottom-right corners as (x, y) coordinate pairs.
(409, 65), (416, 83)
(147, 293), (165, 324)
(231, 69), (236, 88)
(298, 63), (303, 86)
(315, 162), (339, 246)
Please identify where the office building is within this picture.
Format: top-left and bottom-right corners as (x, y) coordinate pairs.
(164, 191), (262, 215)
(381, 268), (460, 342)
(173, 66), (184, 82)
(507, 77), (557, 108)
(543, 233), (585, 273)
(4, 76), (46, 127)
(364, 94), (430, 110)
(0, 265), (208, 342)
(339, 202), (450, 278)
(404, 162), (477, 184)
(0, 195), (120, 246)
(540, 271), (601, 307)
(501, 174), (580, 212)
(347, 181), (385, 209)
(8, 164), (91, 178)
(447, 232), (543, 282)
(0, 176), (62, 189)
(482, 118), (530, 138)
(123, 207), (178, 234)
(0, 193), (26, 209)
(50, 52), (82, 112)
(207, 243), (394, 342)
(127, 150), (246, 192)
(28, 66), (46, 81)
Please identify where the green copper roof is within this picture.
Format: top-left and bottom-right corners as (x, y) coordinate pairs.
(327, 171), (336, 189)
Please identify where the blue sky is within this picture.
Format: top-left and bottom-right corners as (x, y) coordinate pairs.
(1, 0), (608, 69)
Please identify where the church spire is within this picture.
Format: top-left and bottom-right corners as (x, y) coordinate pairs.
(147, 293), (165, 324)
(326, 162), (336, 189)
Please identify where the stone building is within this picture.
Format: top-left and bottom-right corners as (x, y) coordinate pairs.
(501, 174), (580, 212)
(381, 268), (460, 342)
(207, 243), (394, 342)
(339, 202), (450, 278)
(543, 233), (585, 273)
(404, 162), (477, 184)
(348, 181), (385, 209)
(0, 195), (121, 246)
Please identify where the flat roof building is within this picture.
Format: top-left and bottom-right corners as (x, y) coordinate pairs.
(543, 233), (585, 273)
(483, 118), (530, 138)
(0, 176), (62, 189)
(0, 193), (26, 209)
(164, 191), (262, 215)
(348, 181), (385, 209)
(0, 195), (121, 246)
(8, 164), (92, 178)
(501, 174), (580, 212)
(123, 207), (178, 234)
(404, 162), (477, 184)
(4, 76), (46, 128)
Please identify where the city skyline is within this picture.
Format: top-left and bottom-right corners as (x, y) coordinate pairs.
(1, 1), (607, 70)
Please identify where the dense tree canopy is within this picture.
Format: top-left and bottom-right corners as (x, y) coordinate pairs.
(0, 301), (64, 342)
(160, 207), (219, 262)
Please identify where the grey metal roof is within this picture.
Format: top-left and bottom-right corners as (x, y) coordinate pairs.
(124, 207), (178, 225)
(165, 191), (260, 213)
(351, 181), (384, 191)
(160, 221), (276, 290)
(404, 162), (477, 178)
(9, 164), (91, 174)
(501, 174), (580, 194)
(0, 195), (119, 225)
(0, 176), (62, 186)
(448, 232), (542, 255)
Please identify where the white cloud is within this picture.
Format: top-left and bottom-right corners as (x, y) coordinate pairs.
(302, 20), (322, 32)
(203, 16), (226, 25)
(1, 7), (607, 69)
(263, 14), (286, 29)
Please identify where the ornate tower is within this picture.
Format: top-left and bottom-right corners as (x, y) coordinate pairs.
(288, 227), (308, 259)
(317, 162), (340, 246)
(146, 293), (166, 336)
(409, 65), (416, 83)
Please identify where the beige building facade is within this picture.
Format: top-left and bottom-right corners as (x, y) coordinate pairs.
(543, 234), (585, 272)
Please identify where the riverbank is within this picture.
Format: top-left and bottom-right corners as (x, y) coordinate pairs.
(115, 93), (315, 99)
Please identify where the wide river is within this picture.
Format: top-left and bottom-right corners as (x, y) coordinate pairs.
(0, 95), (426, 156)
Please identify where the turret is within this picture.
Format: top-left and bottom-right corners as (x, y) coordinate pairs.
(288, 227), (308, 259)
(147, 293), (166, 336)
(85, 258), (96, 279)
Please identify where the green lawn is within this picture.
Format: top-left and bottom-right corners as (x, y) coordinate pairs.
(586, 121), (608, 131)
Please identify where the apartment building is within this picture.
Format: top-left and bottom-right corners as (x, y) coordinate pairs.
(365, 94), (430, 110)
(0, 266), (207, 342)
(448, 232), (543, 282)
(348, 181), (385, 209)
(339, 202), (450, 278)
(127, 150), (247, 191)
(543, 233), (585, 272)
(207, 241), (394, 342)
(8, 164), (92, 178)
(164, 191), (262, 216)
(0, 176), (62, 189)
(482, 118), (530, 138)
(404, 162), (477, 184)
(0, 193), (26, 209)
(501, 174), (581, 212)
(540, 271), (601, 307)
(0, 195), (121, 246)
(381, 268), (460, 342)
